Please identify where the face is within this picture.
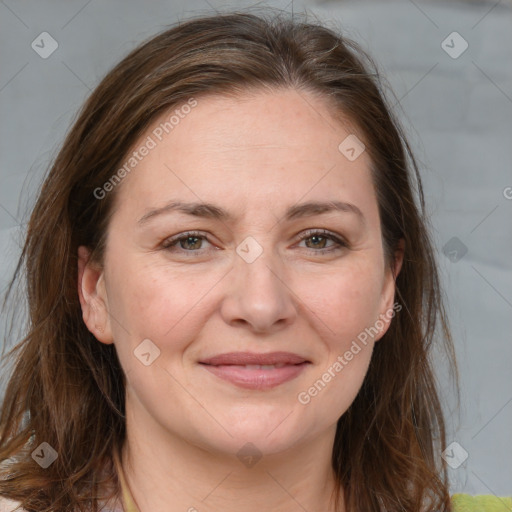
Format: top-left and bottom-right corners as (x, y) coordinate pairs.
(78, 88), (402, 459)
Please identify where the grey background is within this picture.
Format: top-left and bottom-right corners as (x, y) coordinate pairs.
(1, 0), (511, 498)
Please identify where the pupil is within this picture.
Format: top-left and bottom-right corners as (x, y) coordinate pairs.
(183, 236), (200, 249)
(308, 235), (325, 248)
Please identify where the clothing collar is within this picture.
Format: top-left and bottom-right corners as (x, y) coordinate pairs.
(112, 449), (140, 512)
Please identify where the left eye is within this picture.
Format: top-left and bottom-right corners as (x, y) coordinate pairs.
(161, 229), (347, 255)
(297, 229), (347, 253)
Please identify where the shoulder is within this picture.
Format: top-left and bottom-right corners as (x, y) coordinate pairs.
(451, 493), (512, 511)
(0, 496), (27, 512)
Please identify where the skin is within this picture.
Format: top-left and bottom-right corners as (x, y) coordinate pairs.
(78, 88), (403, 512)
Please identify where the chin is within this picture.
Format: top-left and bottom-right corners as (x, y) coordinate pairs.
(203, 417), (306, 458)
(205, 432), (300, 462)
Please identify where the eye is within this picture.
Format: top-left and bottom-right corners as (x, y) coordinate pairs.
(296, 229), (348, 255)
(161, 231), (212, 255)
(161, 229), (348, 257)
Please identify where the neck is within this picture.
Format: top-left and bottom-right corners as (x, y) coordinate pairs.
(121, 399), (343, 512)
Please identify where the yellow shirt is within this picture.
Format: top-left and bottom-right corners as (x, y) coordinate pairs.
(113, 454), (512, 512)
(451, 493), (512, 511)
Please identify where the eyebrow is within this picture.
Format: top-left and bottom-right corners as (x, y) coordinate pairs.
(137, 200), (365, 226)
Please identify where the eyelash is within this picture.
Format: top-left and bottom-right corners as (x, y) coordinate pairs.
(161, 229), (348, 257)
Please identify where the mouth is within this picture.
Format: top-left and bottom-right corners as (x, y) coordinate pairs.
(198, 352), (311, 390)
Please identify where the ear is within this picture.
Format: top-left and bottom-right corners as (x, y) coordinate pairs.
(375, 238), (405, 342)
(391, 238), (405, 282)
(77, 245), (114, 345)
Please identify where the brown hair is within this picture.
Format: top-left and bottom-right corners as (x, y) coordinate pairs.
(0, 9), (459, 511)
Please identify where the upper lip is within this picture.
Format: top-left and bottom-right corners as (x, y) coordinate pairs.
(199, 351), (309, 366)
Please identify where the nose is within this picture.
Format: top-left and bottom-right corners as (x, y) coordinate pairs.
(219, 237), (298, 334)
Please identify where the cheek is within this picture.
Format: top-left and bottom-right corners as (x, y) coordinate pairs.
(301, 261), (383, 415)
(299, 347), (373, 429)
(297, 281), (377, 422)
(296, 258), (385, 344)
(106, 257), (219, 364)
(108, 258), (188, 329)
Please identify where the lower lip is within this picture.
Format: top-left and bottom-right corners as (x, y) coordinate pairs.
(200, 363), (310, 390)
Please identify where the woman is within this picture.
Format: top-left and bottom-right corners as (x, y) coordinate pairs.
(0, 9), (509, 512)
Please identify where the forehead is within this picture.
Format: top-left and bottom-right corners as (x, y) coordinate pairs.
(149, 88), (363, 157)
(112, 88), (376, 221)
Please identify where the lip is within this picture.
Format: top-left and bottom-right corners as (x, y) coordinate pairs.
(200, 351), (309, 366)
(199, 351), (311, 390)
